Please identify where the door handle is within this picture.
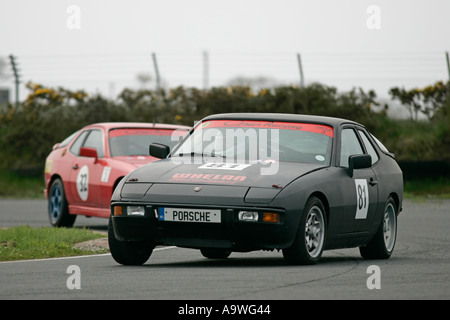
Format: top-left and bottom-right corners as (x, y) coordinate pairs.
(72, 165), (79, 170)
(369, 177), (378, 186)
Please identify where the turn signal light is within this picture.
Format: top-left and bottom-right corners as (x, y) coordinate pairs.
(263, 212), (279, 223)
(114, 206), (123, 216)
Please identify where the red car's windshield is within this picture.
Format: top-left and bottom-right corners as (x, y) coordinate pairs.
(109, 128), (185, 157)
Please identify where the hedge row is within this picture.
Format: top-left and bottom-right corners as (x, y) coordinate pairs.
(0, 81), (448, 174)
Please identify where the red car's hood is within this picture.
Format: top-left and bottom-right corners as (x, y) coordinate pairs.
(112, 156), (157, 169)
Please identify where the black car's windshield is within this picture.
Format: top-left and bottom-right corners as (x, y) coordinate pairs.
(109, 128), (185, 157)
(172, 120), (333, 165)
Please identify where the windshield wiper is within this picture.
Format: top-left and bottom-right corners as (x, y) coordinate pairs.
(176, 152), (226, 158)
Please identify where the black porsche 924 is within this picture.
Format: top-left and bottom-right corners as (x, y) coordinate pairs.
(109, 113), (403, 265)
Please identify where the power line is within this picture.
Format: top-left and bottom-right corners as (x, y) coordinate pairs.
(1, 51), (448, 102)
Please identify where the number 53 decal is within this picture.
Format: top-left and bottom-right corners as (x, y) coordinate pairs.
(354, 179), (369, 219)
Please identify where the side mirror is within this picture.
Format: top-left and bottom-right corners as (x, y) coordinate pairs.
(80, 147), (98, 162)
(348, 154), (371, 177)
(149, 143), (170, 159)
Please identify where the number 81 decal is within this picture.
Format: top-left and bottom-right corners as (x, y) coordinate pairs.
(354, 179), (369, 219)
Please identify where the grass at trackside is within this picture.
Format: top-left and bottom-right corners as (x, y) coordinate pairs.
(0, 225), (108, 261)
(403, 177), (450, 199)
(1, 169), (448, 200)
(0, 170), (45, 199)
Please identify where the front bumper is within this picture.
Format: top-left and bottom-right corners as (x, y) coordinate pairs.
(111, 202), (295, 251)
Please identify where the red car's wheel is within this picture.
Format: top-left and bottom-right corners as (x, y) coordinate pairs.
(48, 178), (76, 227)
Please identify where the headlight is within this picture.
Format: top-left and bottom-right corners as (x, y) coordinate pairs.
(237, 210), (280, 223)
(126, 206), (145, 217)
(238, 211), (259, 222)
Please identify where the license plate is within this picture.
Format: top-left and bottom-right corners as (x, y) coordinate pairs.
(158, 207), (221, 223)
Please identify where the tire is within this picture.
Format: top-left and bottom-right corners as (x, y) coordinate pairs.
(108, 216), (154, 265)
(283, 196), (327, 265)
(200, 248), (231, 259)
(360, 196), (397, 260)
(48, 178), (76, 227)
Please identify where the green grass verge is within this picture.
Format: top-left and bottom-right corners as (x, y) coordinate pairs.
(0, 170), (45, 199)
(0, 225), (108, 261)
(404, 177), (450, 199)
(1, 169), (449, 199)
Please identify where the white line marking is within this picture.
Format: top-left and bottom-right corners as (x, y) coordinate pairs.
(0, 246), (176, 264)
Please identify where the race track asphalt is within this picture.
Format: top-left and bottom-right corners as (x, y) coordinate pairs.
(1, 198), (449, 300)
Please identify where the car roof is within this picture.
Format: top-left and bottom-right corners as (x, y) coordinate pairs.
(83, 122), (191, 131)
(201, 113), (362, 128)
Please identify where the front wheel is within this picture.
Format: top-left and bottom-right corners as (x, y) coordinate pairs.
(108, 217), (155, 265)
(360, 196), (397, 260)
(48, 178), (76, 227)
(200, 248), (231, 259)
(283, 196), (327, 265)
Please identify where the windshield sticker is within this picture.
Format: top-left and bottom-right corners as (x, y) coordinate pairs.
(315, 155), (325, 162)
(109, 128), (176, 138)
(169, 173), (247, 184)
(199, 163), (252, 170)
(196, 120), (333, 137)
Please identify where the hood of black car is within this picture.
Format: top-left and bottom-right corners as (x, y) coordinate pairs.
(126, 158), (326, 189)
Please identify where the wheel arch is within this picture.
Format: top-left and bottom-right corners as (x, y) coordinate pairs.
(113, 176), (125, 192)
(47, 174), (63, 195)
(308, 191), (330, 226)
(388, 192), (401, 215)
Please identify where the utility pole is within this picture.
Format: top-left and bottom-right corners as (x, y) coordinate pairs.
(296, 53), (305, 88)
(152, 52), (161, 91)
(203, 51), (209, 90)
(9, 54), (20, 106)
(445, 51), (450, 82)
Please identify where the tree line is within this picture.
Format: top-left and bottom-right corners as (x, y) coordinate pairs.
(0, 81), (448, 174)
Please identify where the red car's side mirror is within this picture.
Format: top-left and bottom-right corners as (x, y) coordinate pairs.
(79, 147), (98, 162)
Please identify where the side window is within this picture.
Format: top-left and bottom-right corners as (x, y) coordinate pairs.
(371, 133), (390, 154)
(339, 128), (364, 167)
(59, 130), (80, 148)
(358, 130), (379, 165)
(70, 130), (89, 156)
(83, 130), (104, 158)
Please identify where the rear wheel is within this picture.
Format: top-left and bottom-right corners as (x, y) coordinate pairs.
(360, 196), (397, 259)
(48, 178), (76, 227)
(283, 196), (326, 265)
(108, 216), (154, 265)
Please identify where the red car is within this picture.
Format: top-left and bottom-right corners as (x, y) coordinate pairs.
(44, 122), (190, 227)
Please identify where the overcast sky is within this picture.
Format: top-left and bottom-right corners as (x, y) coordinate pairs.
(1, 0), (449, 101)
